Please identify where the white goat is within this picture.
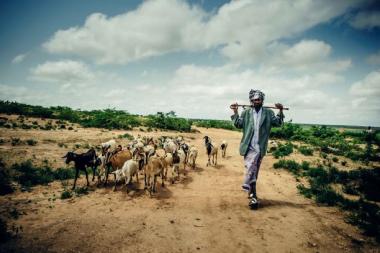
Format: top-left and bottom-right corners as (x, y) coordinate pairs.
(188, 146), (198, 170)
(112, 157), (140, 191)
(220, 140), (228, 158)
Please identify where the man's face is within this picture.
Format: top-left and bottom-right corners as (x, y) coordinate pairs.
(250, 98), (263, 109)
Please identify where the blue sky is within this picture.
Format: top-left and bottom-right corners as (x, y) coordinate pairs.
(0, 0), (379, 126)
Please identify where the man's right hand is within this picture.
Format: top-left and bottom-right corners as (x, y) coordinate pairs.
(230, 103), (239, 114)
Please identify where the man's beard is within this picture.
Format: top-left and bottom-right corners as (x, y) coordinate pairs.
(254, 104), (262, 111)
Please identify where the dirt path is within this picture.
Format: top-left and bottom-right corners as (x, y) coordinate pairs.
(0, 127), (379, 253)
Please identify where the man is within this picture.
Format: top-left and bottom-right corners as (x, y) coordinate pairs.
(230, 89), (284, 210)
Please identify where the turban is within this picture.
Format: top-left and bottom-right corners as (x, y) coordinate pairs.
(249, 89), (265, 101)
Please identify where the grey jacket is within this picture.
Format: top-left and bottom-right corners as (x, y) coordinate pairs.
(231, 107), (283, 157)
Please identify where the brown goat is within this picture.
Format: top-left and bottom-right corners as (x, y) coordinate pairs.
(104, 150), (132, 185)
(144, 157), (165, 195)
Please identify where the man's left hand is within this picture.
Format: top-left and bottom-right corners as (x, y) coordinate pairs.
(275, 103), (283, 111)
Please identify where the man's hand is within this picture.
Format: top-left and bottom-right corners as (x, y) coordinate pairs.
(230, 103), (239, 114)
(275, 103), (283, 111)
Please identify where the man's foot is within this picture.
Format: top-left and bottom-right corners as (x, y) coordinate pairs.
(249, 197), (259, 210)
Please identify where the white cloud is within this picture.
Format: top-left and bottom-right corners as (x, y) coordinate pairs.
(11, 54), (27, 64)
(350, 70), (380, 97)
(366, 50), (380, 65)
(43, 0), (363, 65)
(30, 60), (95, 83)
(349, 11), (380, 29)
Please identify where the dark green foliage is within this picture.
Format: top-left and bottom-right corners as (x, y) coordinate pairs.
(11, 137), (21, 146)
(332, 156), (339, 162)
(0, 217), (11, 243)
(276, 159), (380, 240)
(0, 159), (14, 195)
(298, 146), (313, 156)
(341, 160), (347, 166)
(26, 139), (37, 146)
(146, 112), (192, 132)
(74, 186), (88, 196)
(60, 190), (72, 199)
(346, 199), (380, 240)
(12, 161), (55, 187)
(272, 142), (293, 158)
(118, 133), (134, 140)
(192, 119), (238, 131)
(80, 109), (140, 130)
(54, 167), (76, 180)
(273, 159), (300, 175)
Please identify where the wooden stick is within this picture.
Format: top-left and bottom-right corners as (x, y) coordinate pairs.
(230, 104), (289, 110)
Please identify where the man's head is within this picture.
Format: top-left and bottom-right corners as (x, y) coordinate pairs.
(249, 89), (264, 110)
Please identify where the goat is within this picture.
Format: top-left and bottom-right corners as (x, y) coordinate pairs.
(188, 146), (198, 169)
(144, 156), (165, 195)
(203, 136), (218, 166)
(112, 150), (143, 192)
(103, 150), (133, 185)
(170, 149), (186, 183)
(101, 139), (116, 156)
(62, 148), (98, 190)
(220, 140), (228, 158)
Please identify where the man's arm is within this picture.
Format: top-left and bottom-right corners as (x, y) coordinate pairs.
(230, 103), (245, 129)
(270, 103), (285, 127)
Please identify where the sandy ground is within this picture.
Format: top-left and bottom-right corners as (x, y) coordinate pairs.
(0, 121), (379, 253)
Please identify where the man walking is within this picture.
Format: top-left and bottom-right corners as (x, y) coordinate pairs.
(230, 90), (284, 210)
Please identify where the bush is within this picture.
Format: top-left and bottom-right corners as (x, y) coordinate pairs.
(298, 146), (313, 156)
(273, 159), (301, 176)
(12, 160), (55, 187)
(60, 190), (72, 199)
(332, 156), (339, 163)
(0, 159), (14, 195)
(74, 186), (88, 196)
(0, 217), (11, 243)
(273, 142), (293, 158)
(54, 167), (76, 180)
(146, 112), (192, 132)
(118, 133), (134, 140)
(26, 139), (37, 146)
(11, 137), (21, 146)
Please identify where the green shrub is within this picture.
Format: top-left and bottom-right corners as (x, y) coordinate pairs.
(118, 133), (134, 140)
(298, 146), (313, 156)
(273, 159), (300, 175)
(74, 186), (88, 196)
(0, 159), (14, 195)
(273, 142), (293, 158)
(11, 137), (21, 146)
(54, 167), (75, 180)
(341, 160), (347, 166)
(0, 217), (11, 243)
(12, 160), (55, 187)
(26, 139), (37, 146)
(60, 190), (72, 199)
(332, 156), (339, 163)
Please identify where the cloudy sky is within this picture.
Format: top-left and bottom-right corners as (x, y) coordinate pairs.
(1, 0), (380, 126)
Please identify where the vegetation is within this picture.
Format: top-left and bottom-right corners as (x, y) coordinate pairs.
(272, 142), (293, 158)
(0, 100), (194, 132)
(192, 119), (239, 131)
(274, 159), (380, 241)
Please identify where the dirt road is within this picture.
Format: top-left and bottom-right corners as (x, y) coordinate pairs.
(0, 127), (378, 253)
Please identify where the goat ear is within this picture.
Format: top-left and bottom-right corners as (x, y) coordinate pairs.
(62, 154), (67, 158)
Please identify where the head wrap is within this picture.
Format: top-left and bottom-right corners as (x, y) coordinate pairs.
(249, 89), (265, 101)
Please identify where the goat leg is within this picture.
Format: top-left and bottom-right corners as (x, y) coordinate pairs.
(84, 169), (89, 187)
(72, 168), (79, 190)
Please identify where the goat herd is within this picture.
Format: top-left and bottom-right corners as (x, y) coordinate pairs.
(62, 135), (228, 195)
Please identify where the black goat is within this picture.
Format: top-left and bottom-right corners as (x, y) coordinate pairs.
(62, 148), (98, 190)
